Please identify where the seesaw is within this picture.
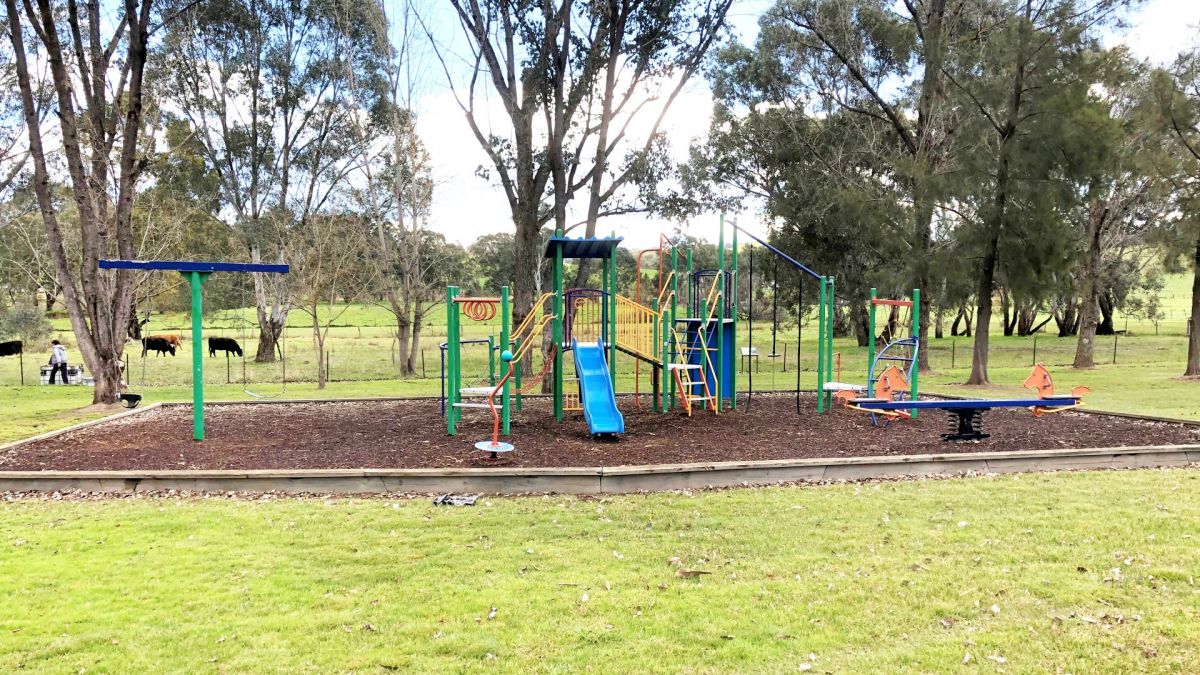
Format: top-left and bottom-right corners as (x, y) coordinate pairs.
(834, 364), (1090, 442)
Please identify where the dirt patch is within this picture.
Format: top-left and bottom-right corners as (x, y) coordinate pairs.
(3, 394), (1198, 472)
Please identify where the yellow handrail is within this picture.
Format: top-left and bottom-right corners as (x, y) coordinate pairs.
(511, 292), (555, 343)
(615, 294), (661, 363)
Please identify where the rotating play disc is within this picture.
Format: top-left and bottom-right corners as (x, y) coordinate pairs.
(475, 440), (515, 457)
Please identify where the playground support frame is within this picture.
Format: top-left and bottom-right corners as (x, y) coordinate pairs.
(98, 259), (290, 441)
(724, 221), (835, 414)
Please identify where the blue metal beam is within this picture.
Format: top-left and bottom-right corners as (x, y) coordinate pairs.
(99, 259), (290, 274)
(727, 223), (822, 280)
(853, 398), (1079, 410)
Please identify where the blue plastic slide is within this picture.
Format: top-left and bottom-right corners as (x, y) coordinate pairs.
(572, 338), (625, 435)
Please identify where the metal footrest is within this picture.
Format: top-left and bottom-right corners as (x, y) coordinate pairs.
(459, 387), (495, 396)
(453, 403), (492, 409)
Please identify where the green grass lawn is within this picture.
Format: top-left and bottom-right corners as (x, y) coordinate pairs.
(1, 470), (1198, 672)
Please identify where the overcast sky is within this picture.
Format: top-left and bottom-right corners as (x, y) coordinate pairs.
(413, 0), (1200, 251)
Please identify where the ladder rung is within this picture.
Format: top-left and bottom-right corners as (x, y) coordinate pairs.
(668, 364), (702, 370)
(877, 355), (913, 361)
(453, 403), (492, 409)
(459, 387), (495, 395)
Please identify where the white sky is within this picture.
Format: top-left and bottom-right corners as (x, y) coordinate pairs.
(415, 0), (1200, 251)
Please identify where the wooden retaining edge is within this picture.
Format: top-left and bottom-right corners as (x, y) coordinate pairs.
(0, 444), (1196, 495)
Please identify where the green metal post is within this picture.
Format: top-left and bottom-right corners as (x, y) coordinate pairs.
(553, 231), (564, 421)
(826, 276), (836, 411)
(446, 286), (460, 435)
(514, 331), (523, 412)
(911, 288), (920, 419)
(730, 223), (738, 410)
(488, 335), (496, 385)
(500, 286), (511, 434)
(670, 245), (680, 409)
(867, 287), (877, 397)
(186, 271), (207, 441)
(609, 232), (618, 389)
(816, 277), (827, 413)
(652, 297), (661, 413)
(716, 215), (725, 411)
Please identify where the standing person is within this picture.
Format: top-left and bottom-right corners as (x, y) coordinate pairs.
(48, 340), (69, 384)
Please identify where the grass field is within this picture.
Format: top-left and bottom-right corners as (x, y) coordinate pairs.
(1, 470), (1198, 672)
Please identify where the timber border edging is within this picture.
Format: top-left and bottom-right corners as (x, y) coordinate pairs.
(1, 393), (1197, 495)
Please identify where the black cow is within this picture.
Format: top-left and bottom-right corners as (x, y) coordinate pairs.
(141, 336), (176, 357)
(208, 336), (243, 358)
(0, 340), (21, 357)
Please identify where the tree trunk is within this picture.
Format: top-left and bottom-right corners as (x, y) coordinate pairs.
(312, 307), (326, 389)
(851, 301), (869, 347)
(1096, 291), (1115, 335)
(1073, 201), (1104, 368)
(1000, 289), (1014, 336)
(251, 250), (289, 363)
(966, 234), (998, 385)
(934, 307), (944, 339)
(407, 304), (426, 375)
(1185, 236), (1200, 377)
(909, 0), (947, 373)
(1017, 304), (1036, 336)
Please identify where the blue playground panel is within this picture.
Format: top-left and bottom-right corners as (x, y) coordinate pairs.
(676, 317), (735, 401)
(573, 338), (625, 435)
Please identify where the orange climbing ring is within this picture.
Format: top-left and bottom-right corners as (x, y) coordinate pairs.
(455, 298), (499, 322)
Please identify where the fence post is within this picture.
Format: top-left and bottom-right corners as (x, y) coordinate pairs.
(19, 350), (24, 386)
(421, 349), (426, 379)
(1032, 335), (1037, 366)
(951, 340), (956, 369)
(782, 341), (788, 372)
(1112, 334), (1117, 365)
(326, 349), (331, 381)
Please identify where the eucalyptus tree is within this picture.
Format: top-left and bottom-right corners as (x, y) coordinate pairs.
(436, 0), (733, 321)
(157, 0), (390, 362)
(5, 0), (155, 403)
(1067, 52), (1175, 368)
(1154, 46), (1200, 377)
(943, 0), (1131, 384)
(729, 0), (971, 369)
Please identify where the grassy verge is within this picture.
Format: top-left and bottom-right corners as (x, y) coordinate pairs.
(1, 470), (1198, 672)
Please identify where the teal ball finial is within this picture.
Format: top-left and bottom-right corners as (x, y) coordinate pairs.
(501, 350), (514, 362)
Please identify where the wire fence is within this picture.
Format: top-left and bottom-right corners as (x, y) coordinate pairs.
(2, 317), (1195, 390)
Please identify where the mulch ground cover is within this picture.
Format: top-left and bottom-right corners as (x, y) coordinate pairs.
(3, 394), (1199, 472)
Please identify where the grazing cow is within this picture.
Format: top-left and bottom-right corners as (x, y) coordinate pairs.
(0, 340), (22, 357)
(141, 336), (176, 357)
(208, 336), (243, 358)
(150, 334), (183, 349)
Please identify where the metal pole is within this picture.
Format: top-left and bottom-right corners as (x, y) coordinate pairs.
(910, 287), (919, 419)
(608, 233), (618, 389)
(553, 233), (564, 421)
(816, 278), (827, 412)
(446, 286), (460, 435)
(867, 288), (876, 397)
(488, 335), (496, 385)
(187, 271), (206, 441)
(716, 214), (725, 412)
(501, 286), (511, 435)
(730, 222), (738, 411)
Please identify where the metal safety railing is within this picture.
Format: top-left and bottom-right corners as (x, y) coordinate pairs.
(615, 294), (661, 363)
